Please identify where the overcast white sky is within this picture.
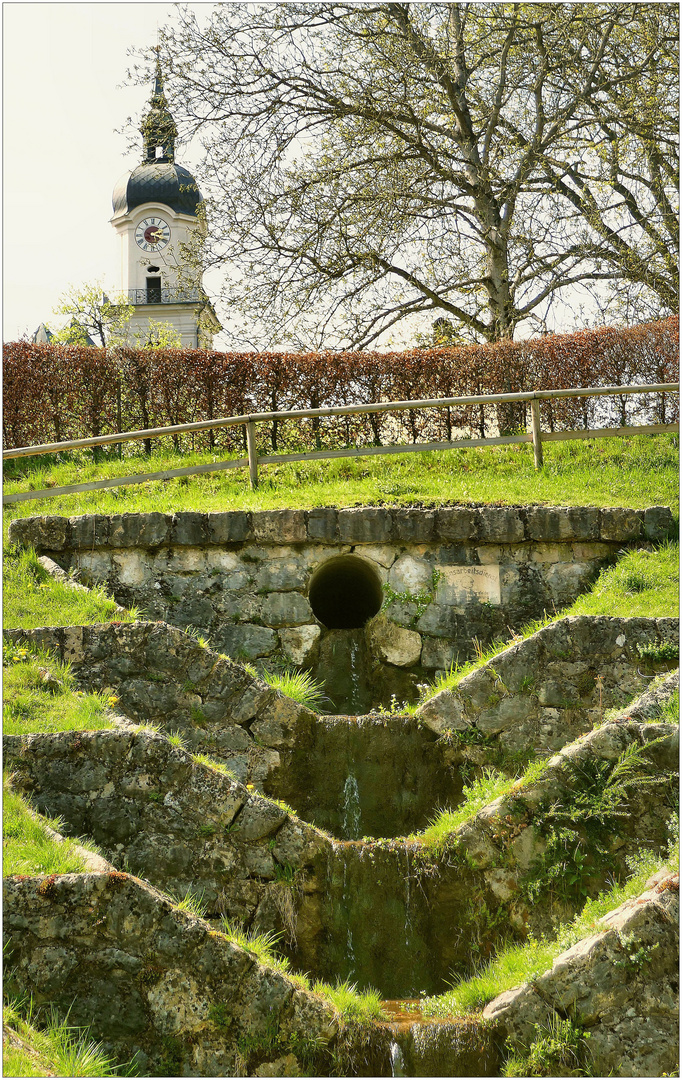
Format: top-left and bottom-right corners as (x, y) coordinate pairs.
(3, 3), (229, 344)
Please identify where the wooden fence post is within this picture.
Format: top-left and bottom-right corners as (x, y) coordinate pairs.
(116, 377), (123, 459)
(531, 396), (544, 469)
(246, 421), (259, 489)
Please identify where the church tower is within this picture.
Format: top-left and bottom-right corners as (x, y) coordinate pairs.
(110, 60), (220, 347)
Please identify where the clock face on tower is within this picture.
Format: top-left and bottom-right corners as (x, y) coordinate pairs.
(135, 217), (171, 251)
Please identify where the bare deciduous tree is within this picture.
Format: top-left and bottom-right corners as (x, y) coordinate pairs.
(131, 3), (678, 350)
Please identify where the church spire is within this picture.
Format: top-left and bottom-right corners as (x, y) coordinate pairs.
(140, 51), (177, 164)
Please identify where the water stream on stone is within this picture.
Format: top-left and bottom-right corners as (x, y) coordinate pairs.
(342, 773), (361, 840)
(312, 627), (374, 715)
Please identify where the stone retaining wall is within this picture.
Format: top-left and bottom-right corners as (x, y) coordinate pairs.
(2, 622), (460, 838)
(417, 615), (679, 756)
(3, 871), (382, 1078)
(484, 867), (679, 1077)
(5, 708), (677, 998)
(8, 506), (674, 708)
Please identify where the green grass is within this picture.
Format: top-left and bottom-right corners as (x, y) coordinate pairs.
(3, 643), (115, 736)
(658, 688), (680, 724)
(3, 435), (678, 518)
(414, 759), (550, 856)
(3, 996), (125, 1077)
(261, 668), (329, 712)
(3, 775), (102, 877)
(420, 816), (679, 1019)
(310, 979), (386, 1023)
(568, 540), (679, 619)
(3, 544), (136, 630)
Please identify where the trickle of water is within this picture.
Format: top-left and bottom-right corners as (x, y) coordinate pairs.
(342, 856), (357, 980)
(342, 773), (361, 840)
(389, 1040), (406, 1077)
(404, 846), (412, 946)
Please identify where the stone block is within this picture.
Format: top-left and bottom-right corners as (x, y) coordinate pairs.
(337, 508), (393, 544)
(68, 515), (110, 548)
(112, 551), (151, 587)
(435, 507), (478, 541)
(109, 513), (170, 548)
(388, 554), (434, 594)
(253, 511), (306, 544)
(526, 506), (599, 541)
(571, 541), (614, 561)
(255, 561), (308, 592)
(279, 625), (321, 667)
(509, 825), (547, 872)
(306, 508), (337, 543)
(599, 508), (644, 542)
(477, 508), (524, 543)
(416, 689), (468, 734)
(420, 637), (458, 671)
(476, 694), (534, 735)
(543, 561), (596, 607)
(356, 545), (395, 569)
(206, 512), (252, 544)
(260, 592), (313, 628)
(644, 506), (675, 541)
(393, 508), (435, 543)
(366, 616), (422, 668)
(233, 799), (288, 842)
(171, 512), (207, 546)
(78, 550), (113, 582)
(8, 515), (68, 552)
(415, 603), (456, 638)
(220, 625), (279, 660)
(384, 600), (419, 627)
(167, 549), (207, 573)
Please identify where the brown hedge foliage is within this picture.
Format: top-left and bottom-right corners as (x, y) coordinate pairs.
(3, 318), (678, 452)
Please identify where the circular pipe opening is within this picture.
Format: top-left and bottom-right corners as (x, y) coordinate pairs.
(309, 555), (383, 630)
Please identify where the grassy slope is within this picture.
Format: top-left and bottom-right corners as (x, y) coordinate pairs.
(3, 435), (679, 518)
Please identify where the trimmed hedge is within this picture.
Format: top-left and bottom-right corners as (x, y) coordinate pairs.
(3, 317), (678, 452)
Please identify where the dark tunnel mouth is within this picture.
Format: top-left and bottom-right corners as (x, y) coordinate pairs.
(308, 555), (384, 630)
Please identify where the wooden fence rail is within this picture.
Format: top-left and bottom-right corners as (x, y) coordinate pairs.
(3, 383), (678, 505)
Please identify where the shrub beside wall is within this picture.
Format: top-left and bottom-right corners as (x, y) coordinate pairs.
(3, 317), (678, 451)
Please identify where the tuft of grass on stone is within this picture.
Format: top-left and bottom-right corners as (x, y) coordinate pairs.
(263, 668), (329, 712)
(191, 753), (236, 779)
(3, 644), (115, 737)
(2, 544), (137, 631)
(3, 995), (127, 1078)
(220, 919), (295, 977)
(169, 887), (208, 919)
(311, 979), (386, 1023)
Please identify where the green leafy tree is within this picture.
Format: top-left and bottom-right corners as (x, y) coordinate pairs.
(131, 319), (183, 349)
(134, 3), (677, 351)
(53, 282), (133, 347)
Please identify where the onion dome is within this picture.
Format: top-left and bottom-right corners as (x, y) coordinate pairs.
(112, 56), (202, 218)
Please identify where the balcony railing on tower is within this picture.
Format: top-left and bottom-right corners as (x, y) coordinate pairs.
(128, 287), (200, 305)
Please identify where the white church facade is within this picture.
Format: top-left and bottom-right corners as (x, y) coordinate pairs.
(110, 64), (220, 348)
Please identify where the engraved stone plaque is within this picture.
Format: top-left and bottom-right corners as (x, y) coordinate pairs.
(435, 565), (501, 607)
